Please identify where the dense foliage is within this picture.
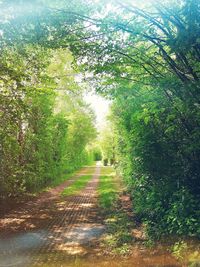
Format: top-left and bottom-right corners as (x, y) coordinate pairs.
(0, 46), (96, 198)
(99, 124), (116, 165)
(69, 0), (200, 237)
(104, 0), (200, 237)
(111, 84), (200, 238)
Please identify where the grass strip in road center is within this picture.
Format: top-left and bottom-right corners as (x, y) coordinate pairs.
(61, 175), (93, 197)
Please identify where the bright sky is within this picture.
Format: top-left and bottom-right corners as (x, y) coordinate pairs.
(84, 92), (111, 130)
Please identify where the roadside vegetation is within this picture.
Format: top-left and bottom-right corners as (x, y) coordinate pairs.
(62, 175), (93, 197)
(0, 47), (97, 198)
(98, 166), (134, 256)
(47, 172), (76, 189)
(98, 166), (117, 210)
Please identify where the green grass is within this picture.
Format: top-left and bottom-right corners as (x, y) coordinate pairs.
(80, 166), (97, 176)
(100, 166), (115, 176)
(98, 166), (134, 255)
(45, 164), (96, 191)
(98, 175), (118, 210)
(37, 171), (77, 194)
(61, 175), (92, 196)
(48, 172), (76, 188)
(98, 166), (118, 210)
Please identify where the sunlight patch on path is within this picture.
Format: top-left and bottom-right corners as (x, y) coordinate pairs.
(0, 164), (104, 267)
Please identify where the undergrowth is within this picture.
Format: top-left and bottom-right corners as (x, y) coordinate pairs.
(46, 171), (76, 189)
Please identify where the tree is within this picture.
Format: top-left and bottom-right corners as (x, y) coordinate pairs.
(66, 0), (200, 237)
(0, 45), (97, 197)
(100, 123), (116, 165)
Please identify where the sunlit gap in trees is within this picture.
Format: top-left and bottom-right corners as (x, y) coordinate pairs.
(84, 91), (111, 130)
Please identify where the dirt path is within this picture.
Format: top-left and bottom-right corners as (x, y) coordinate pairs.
(0, 164), (104, 267)
(0, 164), (183, 267)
